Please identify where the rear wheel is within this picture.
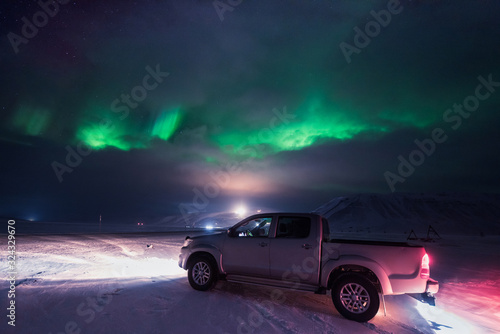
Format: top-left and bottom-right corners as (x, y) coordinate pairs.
(332, 273), (380, 322)
(188, 256), (217, 291)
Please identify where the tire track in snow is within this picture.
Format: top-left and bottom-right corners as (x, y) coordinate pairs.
(304, 312), (338, 334)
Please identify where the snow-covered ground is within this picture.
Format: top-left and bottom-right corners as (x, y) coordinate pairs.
(1, 232), (499, 334)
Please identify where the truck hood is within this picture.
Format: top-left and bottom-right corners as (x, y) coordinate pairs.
(187, 231), (226, 244)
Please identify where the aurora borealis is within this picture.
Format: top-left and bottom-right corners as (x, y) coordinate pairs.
(1, 0), (500, 221)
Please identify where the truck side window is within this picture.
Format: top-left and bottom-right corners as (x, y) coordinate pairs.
(232, 217), (272, 237)
(276, 216), (311, 238)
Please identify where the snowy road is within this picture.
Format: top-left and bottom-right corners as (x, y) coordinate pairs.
(1, 233), (499, 334)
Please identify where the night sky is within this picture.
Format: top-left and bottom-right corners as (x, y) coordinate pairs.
(1, 0), (500, 221)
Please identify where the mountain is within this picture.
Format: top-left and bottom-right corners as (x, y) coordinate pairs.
(314, 193), (500, 236)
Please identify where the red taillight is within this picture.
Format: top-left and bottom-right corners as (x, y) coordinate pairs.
(420, 253), (430, 279)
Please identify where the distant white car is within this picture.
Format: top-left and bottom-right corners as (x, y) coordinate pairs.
(179, 213), (439, 322)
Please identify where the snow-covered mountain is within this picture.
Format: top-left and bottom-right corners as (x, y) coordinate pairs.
(314, 193), (500, 236)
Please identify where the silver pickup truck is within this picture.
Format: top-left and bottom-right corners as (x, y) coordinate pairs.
(178, 213), (439, 322)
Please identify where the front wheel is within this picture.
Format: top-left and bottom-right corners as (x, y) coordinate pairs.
(332, 274), (380, 322)
(188, 256), (217, 291)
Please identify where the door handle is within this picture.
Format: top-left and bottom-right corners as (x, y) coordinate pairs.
(258, 242), (268, 247)
(302, 244), (312, 249)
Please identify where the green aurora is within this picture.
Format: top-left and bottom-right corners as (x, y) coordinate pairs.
(74, 107), (183, 151)
(10, 96), (441, 157)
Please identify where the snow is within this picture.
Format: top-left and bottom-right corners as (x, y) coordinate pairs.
(1, 231), (500, 334)
(2, 193), (500, 333)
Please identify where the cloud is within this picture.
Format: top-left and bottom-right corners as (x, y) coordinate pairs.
(1, 0), (500, 220)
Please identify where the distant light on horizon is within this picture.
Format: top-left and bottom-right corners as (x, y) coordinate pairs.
(234, 205), (247, 217)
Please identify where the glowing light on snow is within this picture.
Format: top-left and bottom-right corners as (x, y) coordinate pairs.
(415, 302), (477, 334)
(31, 254), (186, 281)
(96, 256), (186, 279)
(205, 225), (214, 230)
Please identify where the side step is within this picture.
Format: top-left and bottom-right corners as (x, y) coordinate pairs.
(226, 275), (319, 292)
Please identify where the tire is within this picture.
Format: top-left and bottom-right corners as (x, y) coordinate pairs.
(331, 273), (380, 322)
(187, 256), (217, 291)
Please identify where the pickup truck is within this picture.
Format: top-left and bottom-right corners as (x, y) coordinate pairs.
(178, 213), (439, 322)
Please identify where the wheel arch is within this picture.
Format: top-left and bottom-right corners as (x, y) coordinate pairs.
(322, 256), (393, 295)
(186, 250), (221, 273)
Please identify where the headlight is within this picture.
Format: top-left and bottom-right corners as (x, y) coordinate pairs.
(182, 238), (193, 247)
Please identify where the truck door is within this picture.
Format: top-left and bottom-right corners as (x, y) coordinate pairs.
(269, 215), (320, 285)
(222, 216), (273, 277)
